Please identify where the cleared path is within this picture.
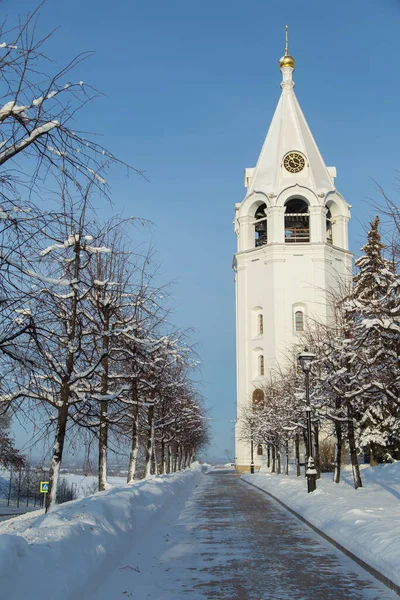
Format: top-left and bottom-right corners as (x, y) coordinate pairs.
(84, 470), (398, 600)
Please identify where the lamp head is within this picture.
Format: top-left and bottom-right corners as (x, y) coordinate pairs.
(298, 347), (316, 373)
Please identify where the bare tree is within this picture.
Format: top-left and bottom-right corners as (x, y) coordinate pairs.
(0, 5), (142, 366)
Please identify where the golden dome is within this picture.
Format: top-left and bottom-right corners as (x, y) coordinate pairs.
(279, 54), (296, 69)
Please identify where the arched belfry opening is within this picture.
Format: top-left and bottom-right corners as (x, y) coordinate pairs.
(254, 203), (267, 247)
(325, 206), (334, 245)
(284, 198), (309, 243)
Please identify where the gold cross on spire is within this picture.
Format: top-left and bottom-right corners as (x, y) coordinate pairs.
(279, 24), (295, 70)
(285, 24), (289, 56)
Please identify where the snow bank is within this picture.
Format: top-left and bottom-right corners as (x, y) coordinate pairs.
(242, 463), (400, 589)
(0, 465), (207, 599)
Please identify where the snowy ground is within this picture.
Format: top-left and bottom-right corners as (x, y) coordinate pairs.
(0, 465), (207, 599)
(242, 463), (400, 590)
(63, 472), (129, 498)
(0, 463), (398, 599)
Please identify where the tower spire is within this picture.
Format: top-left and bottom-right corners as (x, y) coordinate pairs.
(285, 24), (289, 56)
(279, 24), (296, 70)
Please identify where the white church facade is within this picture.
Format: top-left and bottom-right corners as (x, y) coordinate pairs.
(233, 35), (352, 471)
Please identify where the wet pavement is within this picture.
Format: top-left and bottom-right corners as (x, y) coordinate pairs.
(177, 470), (397, 599)
(87, 469), (398, 600)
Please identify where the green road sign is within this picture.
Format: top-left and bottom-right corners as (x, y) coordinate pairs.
(40, 481), (49, 493)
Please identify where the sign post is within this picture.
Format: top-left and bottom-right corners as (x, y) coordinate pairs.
(40, 481), (50, 513)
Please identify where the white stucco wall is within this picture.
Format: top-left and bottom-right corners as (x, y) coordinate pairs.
(233, 63), (352, 469)
(234, 239), (352, 467)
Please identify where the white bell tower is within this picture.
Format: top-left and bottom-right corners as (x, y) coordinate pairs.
(233, 29), (352, 471)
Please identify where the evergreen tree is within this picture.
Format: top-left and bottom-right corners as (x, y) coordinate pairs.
(345, 216), (400, 463)
(0, 412), (25, 469)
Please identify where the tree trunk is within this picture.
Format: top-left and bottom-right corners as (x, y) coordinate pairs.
(144, 404), (154, 478)
(166, 444), (171, 473)
(267, 445), (271, 469)
(347, 400), (362, 489)
(369, 442), (378, 466)
(48, 239), (81, 506)
(98, 400), (108, 491)
(177, 445), (183, 471)
(127, 381), (139, 483)
(295, 433), (301, 477)
(334, 418), (342, 484)
(271, 445), (276, 473)
(152, 444), (158, 475)
(98, 307), (110, 492)
(181, 448), (185, 470)
(314, 422), (320, 479)
(48, 398), (69, 508)
(173, 444), (178, 472)
(285, 440), (289, 476)
(160, 440), (165, 474)
(276, 445), (281, 475)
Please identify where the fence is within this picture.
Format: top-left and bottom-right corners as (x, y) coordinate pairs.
(0, 469), (77, 509)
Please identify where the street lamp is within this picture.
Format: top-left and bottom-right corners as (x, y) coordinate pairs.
(298, 347), (317, 493)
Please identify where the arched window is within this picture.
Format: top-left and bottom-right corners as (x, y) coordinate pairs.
(254, 204), (267, 247)
(258, 314), (264, 335)
(295, 311), (304, 332)
(252, 389), (264, 410)
(285, 198), (309, 243)
(326, 208), (333, 245)
(258, 355), (264, 376)
(257, 444), (263, 456)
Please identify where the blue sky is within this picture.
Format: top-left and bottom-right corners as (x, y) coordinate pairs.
(11, 0), (400, 462)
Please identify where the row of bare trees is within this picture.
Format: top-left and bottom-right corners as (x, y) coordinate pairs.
(0, 7), (209, 507)
(241, 210), (400, 490)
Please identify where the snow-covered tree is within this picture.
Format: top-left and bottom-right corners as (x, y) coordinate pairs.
(81, 220), (145, 491)
(0, 8), (209, 496)
(0, 411), (25, 469)
(344, 216), (400, 464)
(20, 188), (118, 506)
(240, 361), (307, 476)
(0, 6), (141, 368)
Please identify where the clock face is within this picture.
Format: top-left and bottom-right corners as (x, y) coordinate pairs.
(283, 152), (305, 173)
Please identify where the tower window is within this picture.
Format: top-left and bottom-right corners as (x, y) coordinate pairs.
(258, 355), (265, 376)
(285, 198), (309, 243)
(258, 314), (264, 335)
(326, 208), (333, 245)
(254, 204), (267, 247)
(295, 311), (304, 332)
(252, 389), (264, 410)
(257, 444), (263, 456)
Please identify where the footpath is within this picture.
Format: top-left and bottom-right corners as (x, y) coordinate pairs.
(0, 465), (398, 599)
(84, 469), (397, 599)
(242, 462), (400, 594)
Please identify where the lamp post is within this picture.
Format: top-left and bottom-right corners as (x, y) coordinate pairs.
(298, 348), (317, 493)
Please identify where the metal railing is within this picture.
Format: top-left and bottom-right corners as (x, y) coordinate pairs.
(285, 227), (310, 243)
(0, 468), (77, 510)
